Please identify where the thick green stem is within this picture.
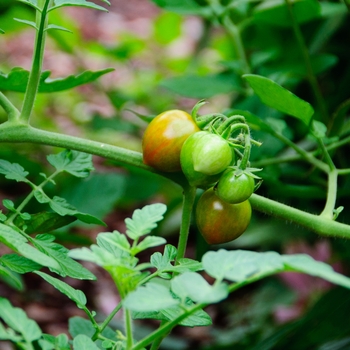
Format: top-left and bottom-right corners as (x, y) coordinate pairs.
(175, 186), (197, 262)
(0, 92), (20, 122)
(285, 0), (329, 122)
(320, 170), (338, 219)
(20, 0), (50, 124)
(250, 193), (350, 238)
(125, 309), (134, 349)
(0, 123), (188, 187)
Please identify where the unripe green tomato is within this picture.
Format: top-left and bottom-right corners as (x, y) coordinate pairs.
(180, 132), (225, 187)
(216, 171), (255, 204)
(142, 110), (200, 172)
(192, 132), (232, 175)
(195, 188), (251, 244)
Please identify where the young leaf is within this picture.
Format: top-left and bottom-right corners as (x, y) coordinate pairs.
(171, 272), (229, 304)
(132, 236), (166, 255)
(47, 150), (94, 178)
(0, 28), (4, 34)
(0, 67), (114, 93)
(72, 334), (100, 350)
(243, 74), (314, 125)
(0, 264), (23, 290)
(13, 18), (38, 30)
(0, 159), (30, 183)
(97, 231), (131, 254)
(123, 281), (179, 312)
(0, 297), (42, 343)
(16, 0), (41, 11)
(125, 203), (167, 239)
(35, 271), (87, 308)
(50, 0), (110, 13)
(46, 24), (73, 33)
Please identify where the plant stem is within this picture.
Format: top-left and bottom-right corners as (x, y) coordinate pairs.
(0, 92), (20, 122)
(249, 192), (350, 238)
(175, 185), (197, 262)
(20, 0), (50, 124)
(320, 169), (338, 219)
(0, 123), (188, 187)
(284, 0), (329, 122)
(125, 309), (134, 349)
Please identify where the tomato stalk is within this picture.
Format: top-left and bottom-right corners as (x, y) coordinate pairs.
(0, 92), (20, 123)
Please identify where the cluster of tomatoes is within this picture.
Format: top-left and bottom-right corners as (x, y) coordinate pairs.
(142, 104), (261, 245)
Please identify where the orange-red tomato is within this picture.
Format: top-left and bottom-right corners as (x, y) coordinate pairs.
(142, 110), (200, 172)
(195, 188), (251, 244)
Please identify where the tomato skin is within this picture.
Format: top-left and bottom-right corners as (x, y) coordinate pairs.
(191, 132), (232, 175)
(216, 171), (255, 204)
(142, 110), (200, 172)
(180, 132), (224, 187)
(195, 188), (251, 244)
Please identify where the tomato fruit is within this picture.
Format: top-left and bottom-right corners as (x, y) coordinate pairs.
(180, 132), (225, 187)
(191, 132), (232, 175)
(195, 188), (251, 244)
(216, 170), (255, 204)
(142, 110), (200, 172)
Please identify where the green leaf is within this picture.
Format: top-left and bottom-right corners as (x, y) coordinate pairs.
(166, 258), (203, 273)
(282, 254), (350, 289)
(16, 0), (41, 11)
(33, 235), (96, 280)
(0, 28), (5, 34)
(72, 334), (100, 350)
(0, 297), (42, 343)
(0, 67), (114, 93)
(243, 74), (314, 125)
(46, 24), (72, 33)
(160, 73), (242, 99)
(253, 0), (321, 27)
(132, 236), (167, 255)
(123, 281), (179, 312)
(0, 159), (30, 183)
(69, 317), (95, 338)
(171, 272), (229, 304)
(125, 203), (167, 239)
(0, 254), (42, 274)
(202, 249), (284, 282)
(97, 231), (131, 254)
(47, 150), (94, 178)
(151, 0), (210, 16)
(0, 264), (23, 290)
(13, 18), (37, 29)
(0, 223), (61, 271)
(35, 271), (87, 308)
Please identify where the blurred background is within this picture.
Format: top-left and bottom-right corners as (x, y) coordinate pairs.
(1, 0), (350, 349)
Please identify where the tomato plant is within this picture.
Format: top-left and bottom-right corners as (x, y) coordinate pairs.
(216, 170), (255, 204)
(195, 187), (252, 244)
(142, 110), (200, 172)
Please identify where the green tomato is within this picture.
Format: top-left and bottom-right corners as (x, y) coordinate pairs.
(195, 188), (251, 244)
(216, 170), (255, 204)
(180, 132), (227, 187)
(142, 110), (200, 172)
(191, 132), (232, 175)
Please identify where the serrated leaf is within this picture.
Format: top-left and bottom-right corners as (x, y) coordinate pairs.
(0, 297), (42, 342)
(0, 159), (30, 183)
(123, 282), (179, 312)
(14, 211), (76, 234)
(171, 272), (229, 304)
(35, 271), (87, 308)
(0, 254), (42, 274)
(202, 249), (284, 282)
(0, 67), (114, 93)
(47, 150), (94, 178)
(132, 236), (166, 255)
(125, 203), (167, 239)
(13, 18), (38, 29)
(243, 74), (314, 124)
(97, 231), (131, 254)
(282, 254), (350, 289)
(72, 334), (100, 350)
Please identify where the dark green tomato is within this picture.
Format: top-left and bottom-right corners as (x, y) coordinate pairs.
(191, 132), (232, 175)
(142, 110), (200, 172)
(180, 132), (224, 187)
(195, 188), (251, 244)
(216, 171), (255, 204)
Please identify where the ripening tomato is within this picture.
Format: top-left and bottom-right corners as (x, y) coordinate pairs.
(195, 188), (251, 244)
(142, 110), (200, 172)
(216, 170), (255, 204)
